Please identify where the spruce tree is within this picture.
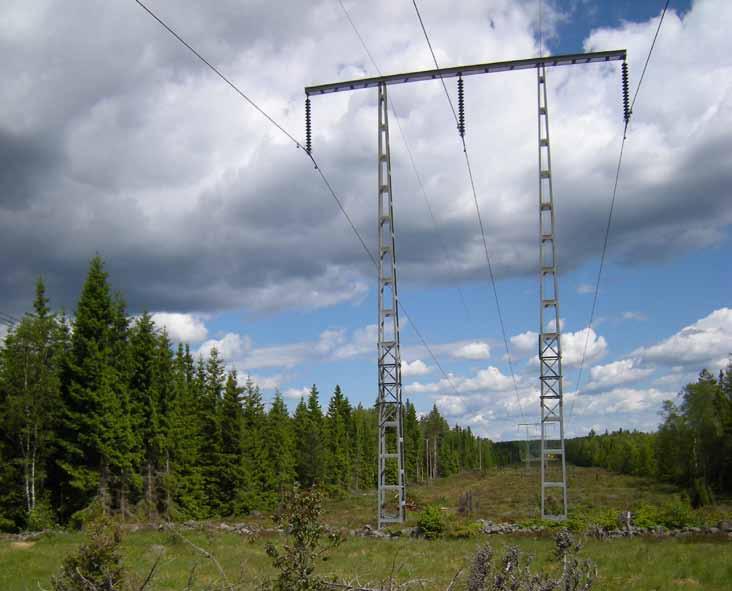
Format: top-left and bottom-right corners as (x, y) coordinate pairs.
(403, 400), (420, 482)
(55, 256), (136, 518)
(167, 344), (206, 518)
(324, 385), (352, 489)
(153, 330), (175, 514)
(128, 312), (161, 515)
(219, 370), (246, 515)
(241, 377), (270, 509)
(200, 349), (224, 513)
(265, 391), (296, 498)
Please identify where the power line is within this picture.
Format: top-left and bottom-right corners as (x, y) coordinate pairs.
(410, 0), (526, 419)
(337, 0), (473, 324)
(132, 0), (461, 399)
(569, 0), (671, 421)
(630, 0), (671, 115)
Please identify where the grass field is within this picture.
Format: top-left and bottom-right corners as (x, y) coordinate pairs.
(2, 466), (731, 590)
(323, 464), (723, 528)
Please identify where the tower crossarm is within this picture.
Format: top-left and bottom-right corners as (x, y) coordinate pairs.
(305, 50), (626, 96)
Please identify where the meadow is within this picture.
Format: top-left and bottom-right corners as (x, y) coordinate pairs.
(2, 466), (731, 591)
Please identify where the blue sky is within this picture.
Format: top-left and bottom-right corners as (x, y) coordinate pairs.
(1, 0), (729, 440)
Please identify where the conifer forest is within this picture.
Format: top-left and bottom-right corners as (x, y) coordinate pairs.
(0, 257), (496, 532)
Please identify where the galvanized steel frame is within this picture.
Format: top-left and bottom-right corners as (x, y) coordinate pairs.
(376, 82), (406, 527)
(537, 65), (568, 520)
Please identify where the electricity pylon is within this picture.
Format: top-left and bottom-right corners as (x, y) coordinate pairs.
(304, 48), (628, 527)
(375, 81), (406, 527)
(537, 64), (567, 520)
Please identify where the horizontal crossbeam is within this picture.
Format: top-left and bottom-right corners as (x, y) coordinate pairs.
(305, 49), (626, 96)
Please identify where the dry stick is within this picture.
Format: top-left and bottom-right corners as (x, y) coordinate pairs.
(176, 530), (234, 591)
(445, 568), (464, 591)
(184, 563), (199, 591)
(137, 551), (163, 591)
(73, 567), (99, 591)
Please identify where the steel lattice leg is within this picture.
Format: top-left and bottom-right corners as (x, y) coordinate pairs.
(537, 65), (568, 521)
(377, 82), (406, 528)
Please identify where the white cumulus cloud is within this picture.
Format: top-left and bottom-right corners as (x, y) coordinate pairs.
(633, 307), (732, 369)
(453, 341), (491, 360)
(584, 358), (655, 392)
(150, 312), (208, 343)
(401, 359), (432, 377)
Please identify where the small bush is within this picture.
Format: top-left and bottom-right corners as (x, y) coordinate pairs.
(416, 505), (446, 540)
(262, 486), (341, 591)
(27, 500), (56, 531)
(51, 513), (127, 591)
(658, 499), (699, 528)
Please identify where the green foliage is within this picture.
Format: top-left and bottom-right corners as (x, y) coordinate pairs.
(0, 255), (505, 527)
(27, 499), (56, 531)
(417, 505), (447, 539)
(567, 361), (732, 506)
(263, 486), (341, 591)
(51, 513), (126, 591)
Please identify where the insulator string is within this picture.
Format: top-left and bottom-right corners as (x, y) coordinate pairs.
(622, 61), (630, 126)
(457, 75), (465, 137)
(305, 96), (312, 154)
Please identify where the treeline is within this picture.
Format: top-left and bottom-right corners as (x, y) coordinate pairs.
(566, 366), (732, 506)
(0, 257), (495, 531)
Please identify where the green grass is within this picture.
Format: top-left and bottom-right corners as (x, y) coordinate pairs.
(324, 464), (727, 528)
(2, 466), (731, 590)
(2, 529), (732, 590)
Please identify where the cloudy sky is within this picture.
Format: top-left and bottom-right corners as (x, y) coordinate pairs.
(2, 0), (730, 440)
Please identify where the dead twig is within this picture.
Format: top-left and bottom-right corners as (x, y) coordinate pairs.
(137, 551), (163, 591)
(175, 530), (234, 591)
(445, 568), (463, 591)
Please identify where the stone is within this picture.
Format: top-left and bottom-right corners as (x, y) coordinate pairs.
(718, 520), (732, 532)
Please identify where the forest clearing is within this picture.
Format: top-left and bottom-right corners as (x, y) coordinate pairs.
(2, 467), (731, 590)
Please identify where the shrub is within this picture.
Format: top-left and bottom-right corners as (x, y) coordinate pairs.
(416, 505), (446, 540)
(262, 486), (341, 591)
(27, 500), (56, 531)
(51, 513), (126, 591)
(467, 529), (596, 591)
(658, 499), (699, 528)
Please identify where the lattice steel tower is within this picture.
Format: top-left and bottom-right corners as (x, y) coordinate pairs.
(376, 82), (406, 527)
(304, 48), (628, 528)
(537, 64), (568, 520)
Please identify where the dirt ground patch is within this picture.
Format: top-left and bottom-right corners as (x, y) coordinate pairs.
(9, 541), (35, 550)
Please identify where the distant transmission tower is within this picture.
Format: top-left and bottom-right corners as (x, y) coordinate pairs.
(537, 64), (567, 520)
